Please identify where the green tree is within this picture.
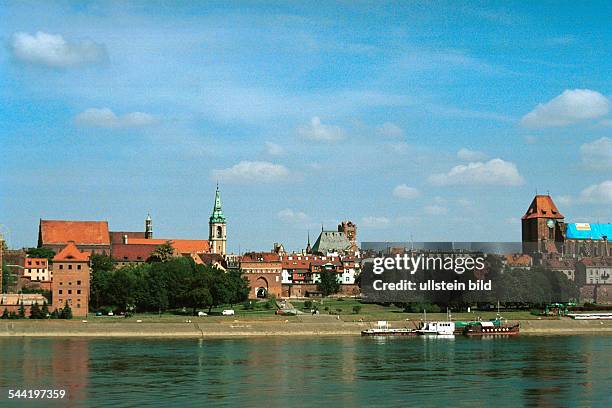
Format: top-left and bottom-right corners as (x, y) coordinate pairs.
(26, 247), (56, 261)
(18, 302), (26, 319)
(318, 270), (340, 297)
(148, 241), (175, 263)
(41, 302), (50, 318)
(50, 309), (59, 319)
(90, 253), (115, 310)
(29, 302), (42, 319)
(1, 308), (8, 319)
(60, 300), (73, 319)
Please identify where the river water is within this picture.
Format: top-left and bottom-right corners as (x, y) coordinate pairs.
(0, 335), (610, 407)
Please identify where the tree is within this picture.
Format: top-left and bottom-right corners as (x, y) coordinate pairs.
(50, 309), (59, 319)
(41, 302), (50, 318)
(18, 302), (26, 319)
(318, 270), (340, 297)
(148, 242), (175, 263)
(29, 302), (42, 319)
(90, 254), (115, 311)
(60, 300), (73, 319)
(26, 247), (56, 261)
(1, 308), (8, 319)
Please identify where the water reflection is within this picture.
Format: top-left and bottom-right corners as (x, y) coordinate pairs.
(0, 336), (609, 407)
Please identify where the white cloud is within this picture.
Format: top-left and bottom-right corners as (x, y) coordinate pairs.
(277, 209), (309, 224)
(429, 158), (524, 186)
(580, 137), (612, 169)
(212, 161), (289, 183)
(423, 205), (449, 215)
(298, 116), (345, 141)
(265, 141), (284, 156)
(75, 108), (156, 128)
(556, 195), (573, 206)
(361, 216), (391, 228)
(521, 89), (610, 127)
(393, 184), (421, 199)
(376, 122), (404, 138)
(579, 180), (612, 203)
(11, 31), (107, 67)
(457, 148), (487, 161)
(386, 141), (410, 154)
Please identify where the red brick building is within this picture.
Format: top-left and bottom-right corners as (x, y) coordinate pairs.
(240, 252), (282, 298)
(51, 242), (91, 317)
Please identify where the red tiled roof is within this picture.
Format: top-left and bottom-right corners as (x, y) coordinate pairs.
(504, 254), (532, 267)
(109, 231), (146, 244)
(24, 258), (48, 267)
(53, 242), (91, 262)
(522, 195), (564, 220)
(112, 243), (157, 262)
(40, 220), (110, 245)
(127, 238), (210, 254)
(241, 252), (281, 262)
(281, 259), (311, 270)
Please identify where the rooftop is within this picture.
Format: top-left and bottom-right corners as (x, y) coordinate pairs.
(39, 220), (110, 246)
(522, 195), (564, 220)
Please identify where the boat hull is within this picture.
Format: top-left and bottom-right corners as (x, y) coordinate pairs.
(463, 324), (520, 336)
(361, 329), (417, 337)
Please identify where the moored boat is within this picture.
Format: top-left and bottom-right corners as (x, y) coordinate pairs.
(361, 321), (418, 337)
(463, 321), (520, 336)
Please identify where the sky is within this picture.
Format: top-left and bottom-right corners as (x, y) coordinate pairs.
(0, 1), (610, 252)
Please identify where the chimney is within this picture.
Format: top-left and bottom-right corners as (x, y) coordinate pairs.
(123, 234), (128, 244)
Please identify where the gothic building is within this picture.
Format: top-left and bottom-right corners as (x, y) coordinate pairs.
(522, 194), (611, 258)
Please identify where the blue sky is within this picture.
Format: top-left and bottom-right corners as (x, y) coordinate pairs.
(1, 1), (610, 252)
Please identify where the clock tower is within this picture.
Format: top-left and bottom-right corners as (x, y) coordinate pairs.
(521, 194), (565, 255)
(209, 184), (227, 255)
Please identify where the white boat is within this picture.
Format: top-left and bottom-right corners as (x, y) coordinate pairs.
(567, 313), (612, 320)
(416, 321), (456, 335)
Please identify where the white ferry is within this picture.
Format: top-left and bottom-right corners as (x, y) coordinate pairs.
(416, 321), (456, 336)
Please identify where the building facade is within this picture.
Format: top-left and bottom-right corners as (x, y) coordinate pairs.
(23, 258), (51, 282)
(51, 242), (91, 317)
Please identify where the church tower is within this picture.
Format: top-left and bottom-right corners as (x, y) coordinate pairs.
(521, 195), (565, 255)
(209, 184), (227, 255)
(145, 213), (153, 239)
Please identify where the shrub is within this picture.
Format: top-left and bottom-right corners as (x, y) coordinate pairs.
(304, 300), (313, 309)
(352, 305), (362, 314)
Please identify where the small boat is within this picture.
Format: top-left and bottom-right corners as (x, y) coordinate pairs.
(361, 321), (417, 337)
(463, 320), (520, 336)
(416, 321), (455, 336)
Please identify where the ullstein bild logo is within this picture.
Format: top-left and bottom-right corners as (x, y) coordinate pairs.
(360, 243), (579, 304)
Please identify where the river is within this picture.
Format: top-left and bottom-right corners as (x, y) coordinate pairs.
(0, 335), (610, 407)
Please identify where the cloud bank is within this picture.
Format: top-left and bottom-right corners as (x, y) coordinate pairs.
(11, 31), (107, 68)
(521, 89), (610, 127)
(75, 108), (156, 128)
(429, 158), (524, 186)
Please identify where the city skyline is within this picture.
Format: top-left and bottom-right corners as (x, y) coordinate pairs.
(1, 1), (611, 251)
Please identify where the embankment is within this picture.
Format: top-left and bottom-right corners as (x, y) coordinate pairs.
(1, 318), (611, 337)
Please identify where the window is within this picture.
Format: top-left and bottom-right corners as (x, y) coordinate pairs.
(77, 280), (81, 285)
(77, 304), (81, 308)
(59, 265), (63, 270)
(77, 265), (81, 270)
(59, 290), (63, 294)
(68, 265), (72, 270)
(68, 290), (72, 294)
(77, 290), (81, 294)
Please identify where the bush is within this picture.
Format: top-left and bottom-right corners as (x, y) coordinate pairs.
(243, 301), (254, 310)
(324, 306), (329, 311)
(352, 305), (362, 314)
(337, 298), (344, 301)
(336, 308), (343, 314)
(304, 300), (313, 309)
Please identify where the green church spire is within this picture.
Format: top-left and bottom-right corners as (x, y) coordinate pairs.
(210, 183), (226, 223)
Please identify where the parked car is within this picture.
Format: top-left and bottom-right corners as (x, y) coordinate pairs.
(222, 309), (235, 316)
(197, 311), (207, 316)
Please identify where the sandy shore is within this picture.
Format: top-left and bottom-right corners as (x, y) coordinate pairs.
(1, 318), (611, 337)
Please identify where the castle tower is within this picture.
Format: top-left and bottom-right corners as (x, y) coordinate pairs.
(521, 195), (565, 255)
(338, 220), (358, 252)
(209, 184), (227, 255)
(145, 213), (153, 239)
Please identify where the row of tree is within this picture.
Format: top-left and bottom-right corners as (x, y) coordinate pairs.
(1, 301), (72, 319)
(90, 254), (250, 315)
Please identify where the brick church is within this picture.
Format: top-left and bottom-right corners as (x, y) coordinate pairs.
(522, 194), (611, 259)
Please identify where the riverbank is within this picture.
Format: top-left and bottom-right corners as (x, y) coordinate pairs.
(1, 317), (611, 337)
